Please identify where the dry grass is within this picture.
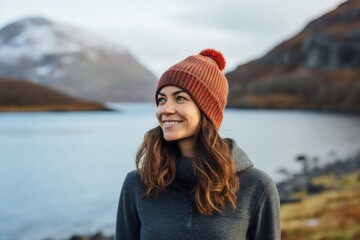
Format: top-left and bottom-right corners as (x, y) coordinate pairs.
(281, 172), (360, 240)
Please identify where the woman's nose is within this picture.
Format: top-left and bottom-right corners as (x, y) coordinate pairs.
(160, 101), (176, 114)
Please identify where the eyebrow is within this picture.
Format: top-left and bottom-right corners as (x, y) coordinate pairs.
(158, 90), (186, 97)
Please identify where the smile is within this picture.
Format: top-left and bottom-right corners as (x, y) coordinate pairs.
(163, 120), (182, 126)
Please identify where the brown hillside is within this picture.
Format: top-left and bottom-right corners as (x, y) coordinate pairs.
(0, 78), (109, 112)
(226, 0), (360, 112)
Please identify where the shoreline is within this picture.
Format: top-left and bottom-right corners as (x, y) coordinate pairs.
(0, 104), (112, 113)
(58, 231), (113, 240)
(276, 152), (360, 204)
(226, 106), (360, 116)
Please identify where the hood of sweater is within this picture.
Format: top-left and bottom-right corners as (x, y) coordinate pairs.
(174, 138), (253, 189)
(230, 138), (254, 172)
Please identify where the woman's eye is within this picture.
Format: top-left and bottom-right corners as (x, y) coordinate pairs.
(157, 97), (166, 103)
(177, 96), (187, 102)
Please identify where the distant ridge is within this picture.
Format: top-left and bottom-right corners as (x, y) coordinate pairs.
(0, 16), (157, 103)
(226, 0), (360, 112)
(0, 77), (109, 112)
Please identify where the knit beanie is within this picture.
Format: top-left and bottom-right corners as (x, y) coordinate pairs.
(155, 48), (228, 130)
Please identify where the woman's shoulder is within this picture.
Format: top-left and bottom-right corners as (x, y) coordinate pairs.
(242, 167), (274, 183)
(124, 169), (141, 181)
(120, 170), (147, 199)
(122, 170), (143, 188)
(238, 167), (278, 195)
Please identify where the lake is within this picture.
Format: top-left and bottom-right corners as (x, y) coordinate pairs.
(1, 103), (360, 240)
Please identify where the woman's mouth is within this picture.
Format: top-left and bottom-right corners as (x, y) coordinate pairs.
(163, 120), (182, 127)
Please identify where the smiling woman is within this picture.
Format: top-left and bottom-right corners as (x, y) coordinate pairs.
(115, 49), (280, 240)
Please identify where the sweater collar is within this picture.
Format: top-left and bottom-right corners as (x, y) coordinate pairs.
(174, 138), (253, 189)
(175, 157), (197, 190)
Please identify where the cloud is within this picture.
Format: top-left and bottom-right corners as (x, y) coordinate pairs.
(98, 21), (272, 78)
(169, 0), (344, 36)
(104, 0), (343, 77)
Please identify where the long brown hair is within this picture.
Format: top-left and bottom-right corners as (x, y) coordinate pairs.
(136, 116), (240, 215)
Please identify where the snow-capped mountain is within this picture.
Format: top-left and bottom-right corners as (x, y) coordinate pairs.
(0, 17), (157, 102)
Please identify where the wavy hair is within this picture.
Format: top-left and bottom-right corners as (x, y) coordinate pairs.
(135, 116), (240, 215)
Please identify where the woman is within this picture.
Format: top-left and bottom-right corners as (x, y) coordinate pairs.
(116, 49), (280, 239)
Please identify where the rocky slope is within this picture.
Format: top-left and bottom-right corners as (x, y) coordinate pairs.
(0, 17), (157, 102)
(0, 77), (109, 111)
(226, 0), (360, 112)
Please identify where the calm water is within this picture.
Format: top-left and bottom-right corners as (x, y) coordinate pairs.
(1, 103), (360, 240)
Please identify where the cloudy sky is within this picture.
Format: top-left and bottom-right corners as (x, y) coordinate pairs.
(0, 0), (345, 77)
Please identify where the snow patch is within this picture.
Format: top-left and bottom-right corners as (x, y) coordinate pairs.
(0, 19), (128, 65)
(86, 51), (98, 61)
(60, 56), (74, 65)
(35, 63), (54, 76)
(52, 69), (65, 79)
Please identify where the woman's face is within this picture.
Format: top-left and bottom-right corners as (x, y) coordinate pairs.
(156, 86), (201, 151)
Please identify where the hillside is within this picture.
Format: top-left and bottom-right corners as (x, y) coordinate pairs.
(226, 0), (360, 112)
(277, 152), (360, 239)
(281, 171), (360, 239)
(0, 78), (109, 112)
(0, 17), (157, 102)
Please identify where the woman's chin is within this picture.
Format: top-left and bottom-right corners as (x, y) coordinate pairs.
(163, 135), (179, 142)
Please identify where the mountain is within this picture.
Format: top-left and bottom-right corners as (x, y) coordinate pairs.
(0, 77), (109, 112)
(0, 17), (157, 102)
(226, 0), (360, 112)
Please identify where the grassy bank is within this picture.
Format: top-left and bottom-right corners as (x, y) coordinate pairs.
(281, 171), (360, 240)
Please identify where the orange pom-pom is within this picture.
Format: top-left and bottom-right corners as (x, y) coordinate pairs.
(199, 48), (226, 71)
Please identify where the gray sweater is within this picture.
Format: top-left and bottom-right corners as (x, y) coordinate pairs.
(115, 140), (280, 240)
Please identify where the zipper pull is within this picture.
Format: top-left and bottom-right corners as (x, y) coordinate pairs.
(186, 205), (193, 228)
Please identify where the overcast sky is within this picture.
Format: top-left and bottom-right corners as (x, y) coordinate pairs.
(0, 0), (345, 77)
